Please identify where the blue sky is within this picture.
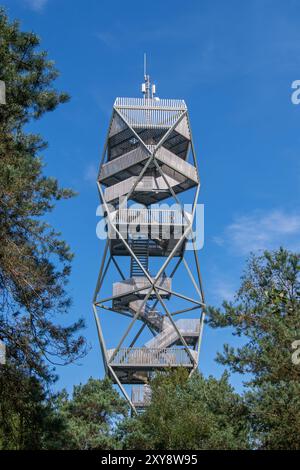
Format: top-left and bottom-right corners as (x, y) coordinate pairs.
(2, 0), (300, 394)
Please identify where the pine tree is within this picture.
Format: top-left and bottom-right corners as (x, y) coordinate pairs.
(0, 363), (66, 449)
(207, 248), (300, 449)
(118, 369), (250, 450)
(56, 378), (128, 450)
(0, 7), (86, 383)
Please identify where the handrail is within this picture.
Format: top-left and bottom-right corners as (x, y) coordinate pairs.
(114, 97), (187, 110)
(108, 347), (194, 366)
(113, 209), (191, 226)
(145, 319), (200, 349)
(131, 385), (152, 406)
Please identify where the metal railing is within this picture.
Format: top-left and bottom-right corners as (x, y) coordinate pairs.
(129, 300), (164, 331)
(113, 209), (191, 226)
(114, 97), (187, 110)
(100, 145), (198, 184)
(108, 347), (194, 366)
(155, 147), (198, 182)
(131, 385), (152, 407)
(145, 319), (200, 349)
(104, 176), (156, 202)
(113, 276), (171, 299)
(99, 146), (149, 181)
(114, 98), (186, 129)
(104, 172), (188, 203)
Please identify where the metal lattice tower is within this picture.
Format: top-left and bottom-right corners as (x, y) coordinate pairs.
(93, 63), (206, 412)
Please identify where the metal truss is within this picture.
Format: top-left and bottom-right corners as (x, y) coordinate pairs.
(93, 75), (206, 412)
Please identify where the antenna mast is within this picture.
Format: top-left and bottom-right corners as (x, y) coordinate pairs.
(141, 53), (156, 99)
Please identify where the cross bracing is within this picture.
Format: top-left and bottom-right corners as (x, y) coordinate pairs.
(93, 81), (206, 413)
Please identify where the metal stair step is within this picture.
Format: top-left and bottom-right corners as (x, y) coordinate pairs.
(130, 237), (149, 277)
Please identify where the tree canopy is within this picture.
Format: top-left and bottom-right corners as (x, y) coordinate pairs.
(0, 7), (86, 383)
(55, 378), (128, 450)
(0, 7), (86, 450)
(118, 369), (250, 450)
(207, 248), (300, 449)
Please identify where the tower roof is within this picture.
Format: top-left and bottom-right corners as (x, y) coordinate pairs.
(114, 97), (187, 129)
(114, 97), (187, 109)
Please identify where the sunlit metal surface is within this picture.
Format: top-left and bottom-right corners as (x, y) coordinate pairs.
(93, 70), (206, 413)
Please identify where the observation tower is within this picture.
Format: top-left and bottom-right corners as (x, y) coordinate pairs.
(93, 59), (205, 412)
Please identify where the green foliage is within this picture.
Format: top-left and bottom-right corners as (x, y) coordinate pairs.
(0, 364), (65, 449)
(118, 369), (249, 450)
(0, 6), (86, 450)
(207, 248), (300, 449)
(55, 378), (128, 450)
(0, 7), (86, 381)
(0, 373), (128, 450)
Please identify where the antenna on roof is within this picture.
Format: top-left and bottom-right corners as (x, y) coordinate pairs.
(144, 52), (147, 80)
(141, 53), (156, 99)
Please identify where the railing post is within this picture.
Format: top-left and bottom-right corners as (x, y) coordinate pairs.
(0, 80), (6, 105)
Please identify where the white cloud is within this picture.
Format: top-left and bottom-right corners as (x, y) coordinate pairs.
(215, 209), (300, 256)
(84, 163), (98, 184)
(94, 32), (118, 49)
(213, 281), (236, 303)
(206, 264), (238, 304)
(24, 0), (48, 12)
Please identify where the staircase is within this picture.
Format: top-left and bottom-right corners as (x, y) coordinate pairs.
(128, 238), (165, 331)
(130, 238), (149, 277)
(145, 318), (200, 349)
(131, 384), (152, 410)
(129, 300), (163, 331)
